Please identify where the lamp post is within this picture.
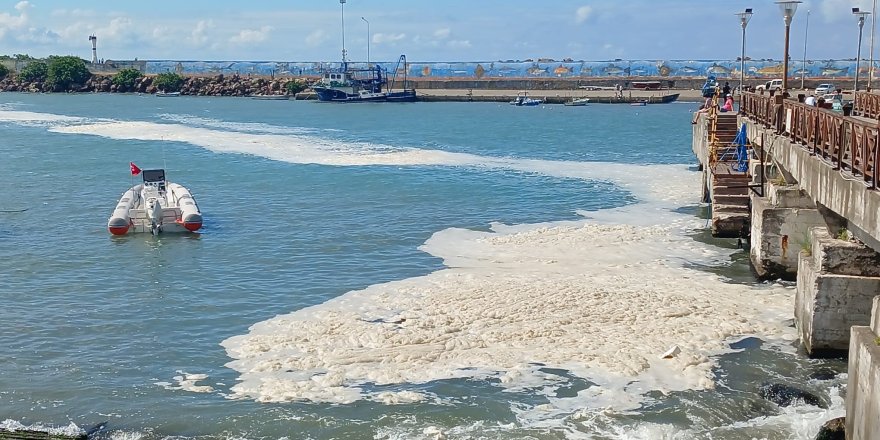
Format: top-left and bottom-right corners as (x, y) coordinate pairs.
(776, 1), (801, 92)
(340, 0), (347, 63)
(736, 8), (753, 96)
(870, 0), (877, 90)
(801, 10), (810, 90)
(361, 17), (370, 66)
(854, 8), (871, 92)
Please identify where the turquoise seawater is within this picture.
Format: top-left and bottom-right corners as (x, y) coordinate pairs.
(0, 94), (845, 439)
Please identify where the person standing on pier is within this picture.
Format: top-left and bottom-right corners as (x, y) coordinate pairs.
(722, 82), (731, 97)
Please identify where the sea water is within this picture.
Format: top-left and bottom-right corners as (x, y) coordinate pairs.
(0, 94), (846, 439)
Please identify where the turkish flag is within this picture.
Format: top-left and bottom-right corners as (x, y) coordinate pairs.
(130, 162), (141, 176)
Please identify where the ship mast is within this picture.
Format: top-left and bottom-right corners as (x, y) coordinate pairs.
(340, 0), (347, 64)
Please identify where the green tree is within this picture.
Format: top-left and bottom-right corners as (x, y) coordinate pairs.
(47, 56), (90, 90)
(0, 63), (9, 79)
(112, 68), (142, 90)
(18, 61), (48, 82)
(154, 72), (183, 92)
(286, 79), (306, 95)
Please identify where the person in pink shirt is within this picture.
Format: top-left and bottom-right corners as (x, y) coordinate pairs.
(721, 94), (734, 112)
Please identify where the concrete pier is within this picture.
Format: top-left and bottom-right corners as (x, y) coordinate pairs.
(749, 181), (825, 280)
(796, 227), (880, 356)
(846, 297), (880, 439)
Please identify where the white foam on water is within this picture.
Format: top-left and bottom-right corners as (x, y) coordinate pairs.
(220, 163), (795, 410)
(0, 419), (85, 437)
(157, 113), (323, 135)
(10, 108), (817, 436)
(0, 109), (83, 124)
(157, 370), (215, 393)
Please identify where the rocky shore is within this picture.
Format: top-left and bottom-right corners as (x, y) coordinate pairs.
(0, 73), (298, 96)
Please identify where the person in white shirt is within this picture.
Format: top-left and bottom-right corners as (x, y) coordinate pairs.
(804, 94), (817, 106)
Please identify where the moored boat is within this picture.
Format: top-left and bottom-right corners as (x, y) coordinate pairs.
(510, 91), (543, 106)
(108, 166), (202, 235)
(156, 91), (181, 97)
(251, 94), (289, 100)
(564, 97), (590, 106)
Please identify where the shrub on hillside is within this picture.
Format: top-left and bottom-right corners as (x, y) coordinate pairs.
(47, 56), (90, 90)
(0, 63), (9, 79)
(286, 79), (307, 95)
(154, 72), (183, 92)
(19, 61), (48, 82)
(112, 68), (142, 90)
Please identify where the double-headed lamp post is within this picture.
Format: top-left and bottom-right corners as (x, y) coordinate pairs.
(776, 1), (801, 92)
(736, 8), (753, 95)
(853, 8), (871, 92)
(362, 17), (370, 66)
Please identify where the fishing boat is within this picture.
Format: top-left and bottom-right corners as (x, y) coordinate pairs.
(312, 57), (416, 102)
(564, 97), (590, 106)
(156, 91), (181, 97)
(311, 0), (416, 103)
(510, 92), (543, 106)
(108, 166), (203, 236)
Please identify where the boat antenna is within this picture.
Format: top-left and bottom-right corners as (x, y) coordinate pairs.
(340, 0), (347, 65)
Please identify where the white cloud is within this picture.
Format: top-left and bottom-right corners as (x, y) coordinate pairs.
(433, 28), (450, 39)
(575, 5), (593, 24)
(305, 29), (328, 47)
(448, 39), (471, 48)
(0, 1), (31, 39)
(373, 32), (405, 44)
(190, 20), (214, 46)
(230, 26), (272, 44)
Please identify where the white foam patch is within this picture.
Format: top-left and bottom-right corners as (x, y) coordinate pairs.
(12, 108), (798, 416)
(0, 420), (85, 437)
(0, 109), (83, 123)
(157, 370), (215, 393)
(158, 113), (323, 135)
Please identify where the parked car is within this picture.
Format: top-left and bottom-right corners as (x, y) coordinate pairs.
(755, 79), (784, 91)
(815, 83), (835, 95)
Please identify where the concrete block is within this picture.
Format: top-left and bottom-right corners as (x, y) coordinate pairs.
(846, 326), (880, 439)
(751, 194), (825, 280)
(797, 253), (880, 355)
(810, 227), (880, 277)
(872, 297), (880, 336)
(768, 183), (816, 209)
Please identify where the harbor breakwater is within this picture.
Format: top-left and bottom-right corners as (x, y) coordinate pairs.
(0, 73), (296, 96)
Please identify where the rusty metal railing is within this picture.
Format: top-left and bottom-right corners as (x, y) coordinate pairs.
(740, 92), (880, 189)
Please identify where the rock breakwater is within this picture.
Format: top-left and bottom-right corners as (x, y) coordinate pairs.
(0, 73), (303, 96)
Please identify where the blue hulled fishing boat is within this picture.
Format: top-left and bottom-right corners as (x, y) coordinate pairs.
(312, 0), (416, 103)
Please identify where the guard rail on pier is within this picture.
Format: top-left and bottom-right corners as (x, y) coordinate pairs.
(741, 91), (880, 190)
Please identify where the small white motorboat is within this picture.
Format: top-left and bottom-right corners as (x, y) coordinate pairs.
(108, 168), (203, 235)
(564, 97), (590, 106)
(156, 91), (181, 97)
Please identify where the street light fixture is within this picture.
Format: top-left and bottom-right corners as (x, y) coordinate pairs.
(362, 17), (370, 66)
(736, 8), (753, 95)
(776, 1), (801, 92)
(854, 7), (871, 92)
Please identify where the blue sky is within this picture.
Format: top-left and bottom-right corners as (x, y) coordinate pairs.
(0, 0), (877, 62)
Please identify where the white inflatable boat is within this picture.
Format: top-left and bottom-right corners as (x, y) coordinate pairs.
(108, 169), (203, 235)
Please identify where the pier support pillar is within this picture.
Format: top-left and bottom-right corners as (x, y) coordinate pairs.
(749, 181), (825, 280)
(796, 227), (880, 356)
(846, 296), (880, 439)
